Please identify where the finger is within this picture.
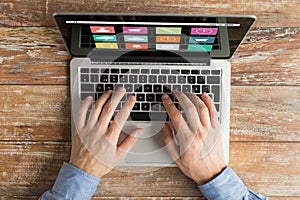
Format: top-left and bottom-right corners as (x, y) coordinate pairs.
(107, 94), (136, 144)
(163, 123), (181, 163)
(185, 92), (210, 128)
(77, 96), (93, 129)
(88, 90), (112, 126)
(161, 94), (189, 133)
(117, 128), (144, 157)
(201, 93), (219, 127)
(98, 87), (126, 129)
(172, 91), (200, 131)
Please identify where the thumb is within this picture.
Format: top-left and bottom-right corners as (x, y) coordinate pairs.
(117, 128), (144, 154)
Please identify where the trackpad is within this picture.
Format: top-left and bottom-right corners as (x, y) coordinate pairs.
(119, 124), (173, 165)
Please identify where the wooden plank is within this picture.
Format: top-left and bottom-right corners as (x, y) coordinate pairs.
(0, 141), (299, 197)
(0, 27), (299, 85)
(0, 0), (299, 27)
(0, 197), (299, 200)
(0, 85), (299, 142)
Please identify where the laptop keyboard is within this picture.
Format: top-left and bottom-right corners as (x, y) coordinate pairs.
(80, 66), (221, 121)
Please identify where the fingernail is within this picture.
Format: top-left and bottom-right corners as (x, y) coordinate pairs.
(162, 94), (169, 100)
(202, 92), (208, 97)
(86, 96), (93, 100)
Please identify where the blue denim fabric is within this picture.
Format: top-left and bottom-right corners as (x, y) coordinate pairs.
(39, 162), (100, 200)
(198, 166), (268, 200)
(40, 163), (267, 200)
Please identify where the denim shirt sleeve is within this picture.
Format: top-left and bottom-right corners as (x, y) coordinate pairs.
(39, 162), (100, 200)
(198, 166), (268, 200)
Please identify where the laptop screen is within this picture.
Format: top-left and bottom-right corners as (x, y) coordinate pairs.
(54, 14), (255, 60)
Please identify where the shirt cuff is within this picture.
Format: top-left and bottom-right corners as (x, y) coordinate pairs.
(52, 162), (100, 200)
(198, 166), (248, 200)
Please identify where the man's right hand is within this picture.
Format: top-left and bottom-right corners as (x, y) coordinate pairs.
(162, 92), (226, 185)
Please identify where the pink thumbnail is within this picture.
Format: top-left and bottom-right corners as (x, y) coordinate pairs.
(123, 26), (148, 34)
(191, 28), (218, 35)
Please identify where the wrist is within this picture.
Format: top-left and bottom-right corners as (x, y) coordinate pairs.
(194, 164), (227, 185)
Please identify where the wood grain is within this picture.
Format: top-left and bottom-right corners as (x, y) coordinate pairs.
(0, 141), (299, 197)
(0, 0), (299, 27)
(0, 27), (299, 85)
(0, 85), (299, 142)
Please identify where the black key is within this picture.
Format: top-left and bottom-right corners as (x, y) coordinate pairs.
(158, 75), (167, 83)
(215, 104), (220, 112)
(207, 76), (220, 84)
(163, 86), (171, 93)
(119, 75), (128, 83)
(191, 70), (200, 74)
(80, 68), (89, 73)
(110, 75), (118, 83)
(91, 68), (99, 73)
(136, 93), (145, 101)
(81, 93), (95, 100)
(129, 75), (138, 83)
(105, 84), (114, 91)
(178, 76), (186, 83)
(181, 69), (190, 74)
(111, 68), (120, 73)
(141, 69), (149, 74)
(151, 103), (160, 111)
(201, 70), (210, 75)
(114, 84), (123, 90)
(172, 85), (181, 91)
(81, 74), (89, 82)
(134, 84), (143, 92)
(202, 85), (210, 93)
(100, 75), (108, 82)
(139, 75), (147, 83)
(141, 103), (150, 111)
(151, 69), (160, 74)
(121, 68), (129, 73)
(129, 112), (167, 121)
(161, 69), (170, 74)
(149, 75), (157, 83)
(144, 84), (152, 92)
(156, 94), (163, 102)
(212, 70), (221, 75)
(182, 85), (191, 92)
(90, 74), (99, 82)
(133, 103), (140, 110)
(212, 85), (220, 102)
(171, 69), (180, 74)
(95, 84), (104, 92)
(192, 85), (200, 93)
(81, 84), (94, 91)
(146, 94), (155, 101)
(197, 76), (205, 84)
(116, 102), (121, 110)
(168, 76), (176, 83)
(131, 69), (139, 74)
(103, 68), (110, 73)
(187, 76), (196, 84)
(154, 85), (162, 92)
(124, 84), (133, 92)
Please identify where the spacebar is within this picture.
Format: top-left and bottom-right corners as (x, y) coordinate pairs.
(128, 112), (168, 121)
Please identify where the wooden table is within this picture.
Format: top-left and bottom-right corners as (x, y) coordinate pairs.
(0, 0), (299, 199)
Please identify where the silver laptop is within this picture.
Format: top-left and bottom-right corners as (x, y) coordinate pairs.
(54, 13), (255, 166)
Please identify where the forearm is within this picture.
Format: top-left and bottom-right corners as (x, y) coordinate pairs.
(39, 162), (100, 200)
(198, 166), (268, 200)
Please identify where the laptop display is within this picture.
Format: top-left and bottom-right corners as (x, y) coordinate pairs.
(54, 14), (255, 60)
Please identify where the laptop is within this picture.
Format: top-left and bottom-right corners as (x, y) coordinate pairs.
(53, 13), (255, 167)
